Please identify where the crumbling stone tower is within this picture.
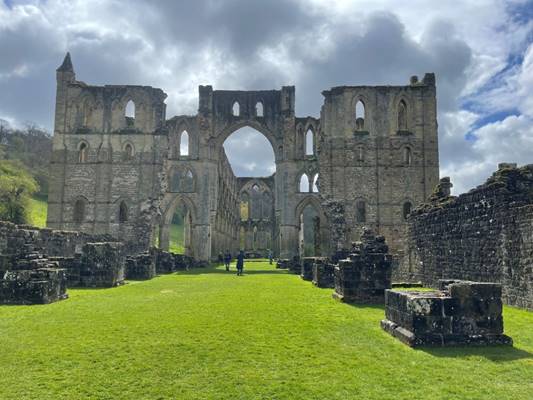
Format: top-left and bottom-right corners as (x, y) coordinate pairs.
(47, 54), (439, 262)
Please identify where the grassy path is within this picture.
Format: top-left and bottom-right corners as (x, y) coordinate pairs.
(0, 261), (532, 399)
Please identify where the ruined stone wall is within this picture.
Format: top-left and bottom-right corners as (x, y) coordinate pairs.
(238, 177), (276, 256)
(48, 54), (439, 262)
(47, 55), (167, 254)
(319, 74), (439, 255)
(0, 221), (112, 261)
(398, 165), (533, 310)
(211, 148), (240, 258)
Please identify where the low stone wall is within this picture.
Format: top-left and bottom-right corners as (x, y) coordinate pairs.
(397, 166), (533, 310)
(312, 258), (335, 288)
(125, 252), (156, 280)
(0, 221), (113, 260)
(0, 267), (68, 305)
(300, 257), (318, 281)
(333, 229), (392, 303)
(78, 243), (125, 287)
(381, 280), (513, 347)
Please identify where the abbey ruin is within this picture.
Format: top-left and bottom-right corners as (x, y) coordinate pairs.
(46, 53), (439, 262)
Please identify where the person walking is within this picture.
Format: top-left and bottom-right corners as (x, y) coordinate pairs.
(224, 251), (231, 271)
(236, 250), (245, 276)
(267, 249), (273, 265)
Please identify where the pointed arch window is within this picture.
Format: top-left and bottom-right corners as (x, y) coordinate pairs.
(355, 100), (365, 130)
(78, 142), (88, 163)
(123, 143), (134, 161)
(356, 200), (366, 223)
(305, 129), (314, 156)
(232, 102), (240, 116)
(73, 199), (86, 224)
(312, 174), (319, 193)
(255, 102), (264, 117)
(171, 169), (180, 192)
(403, 201), (412, 220)
(180, 130), (189, 156)
(398, 99), (408, 131)
(119, 201), (128, 223)
(183, 169), (194, 192)
(357, 145), (364, 162)
(125, 100), (135, 127)
(299, 174), (310, 193)
(240, 192), (250, 221)
(404, 147), (412, 166)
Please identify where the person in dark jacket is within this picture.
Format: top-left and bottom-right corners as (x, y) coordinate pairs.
(236, 250), (245, 276)
(224, 251), (231, 271)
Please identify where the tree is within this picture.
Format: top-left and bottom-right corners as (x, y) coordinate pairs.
(0, 160), (39, 224)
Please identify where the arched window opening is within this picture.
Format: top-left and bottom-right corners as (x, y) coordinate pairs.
(119, 201), (128, 223)
(183, 169), (194, 192)
(255, 102), (264, 117)
(404, 147), (412, 166)
(169, 203), (193, 255)
(312, 174), (319, 193)
(356, 200), (366, 223)
(398, 100), (408, 131)
(305, 129), (314, 156)
(240, 192), (249, 221)
(253, 226), (258, 250)
(78, 142), (88, 163)
(180, 130), (189, 156)
(82, 101), (92, 127)
(123, 143), (134, 161)
(250, 184), (262, 219)
(355, 100), (365, 130)
(170, 170), (180, 192)
(232, 101), (240, 117)
(300, 204), (320, 257)
(125, 100), (135, 127)
(403, 201), (412, 220)
(299, 174), (310, 193)
(357, 145), (364, 162)
(73, 199), (85, 224)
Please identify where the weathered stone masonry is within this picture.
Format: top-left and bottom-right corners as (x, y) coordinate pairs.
(47, 53), (439, 262)
(398, 164), (533, 310)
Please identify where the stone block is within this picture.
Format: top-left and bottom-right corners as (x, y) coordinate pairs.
(0, 268), (68, 305)
(381, 280), (513, 347)
(79, 242), (125, 287)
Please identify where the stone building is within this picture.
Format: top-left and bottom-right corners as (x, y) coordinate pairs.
(47, 53), (439, 262)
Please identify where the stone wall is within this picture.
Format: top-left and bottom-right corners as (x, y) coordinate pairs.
(398, 165), (533, 310)
(48, 53), (439, 262)
(381, 280), (513, 347)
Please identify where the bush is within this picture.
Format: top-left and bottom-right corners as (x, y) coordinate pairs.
(0, 160), (39, 224)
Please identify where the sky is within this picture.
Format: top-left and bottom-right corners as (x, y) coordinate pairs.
(0, 0), (532, 192)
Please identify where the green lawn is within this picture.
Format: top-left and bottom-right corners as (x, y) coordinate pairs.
(0, 262), (531, 400)
(27, 196), (47, 228)
(169, 222), (184, 254)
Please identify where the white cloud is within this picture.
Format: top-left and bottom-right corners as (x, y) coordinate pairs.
(0, 0), (531, 190)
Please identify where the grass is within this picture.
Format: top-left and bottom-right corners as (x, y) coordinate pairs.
(169, 222), (184, 254)
(27, 195), (47, 228)
(0, 261), (532, 400)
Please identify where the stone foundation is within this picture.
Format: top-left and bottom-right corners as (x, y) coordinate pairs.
(79, 243), (125, 287)
(312, 258), (335, 288)
(125, 252), (156, 280)
(0, 267), (68, 305)
(381, 280), (513, 347)
(333, 229), (392, 303)
(300, 257), (318, 281)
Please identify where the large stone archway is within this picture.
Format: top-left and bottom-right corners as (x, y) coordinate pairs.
(48, 54), (439, 263)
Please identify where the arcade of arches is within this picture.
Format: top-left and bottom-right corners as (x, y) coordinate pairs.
(48, 54), (439, 262)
